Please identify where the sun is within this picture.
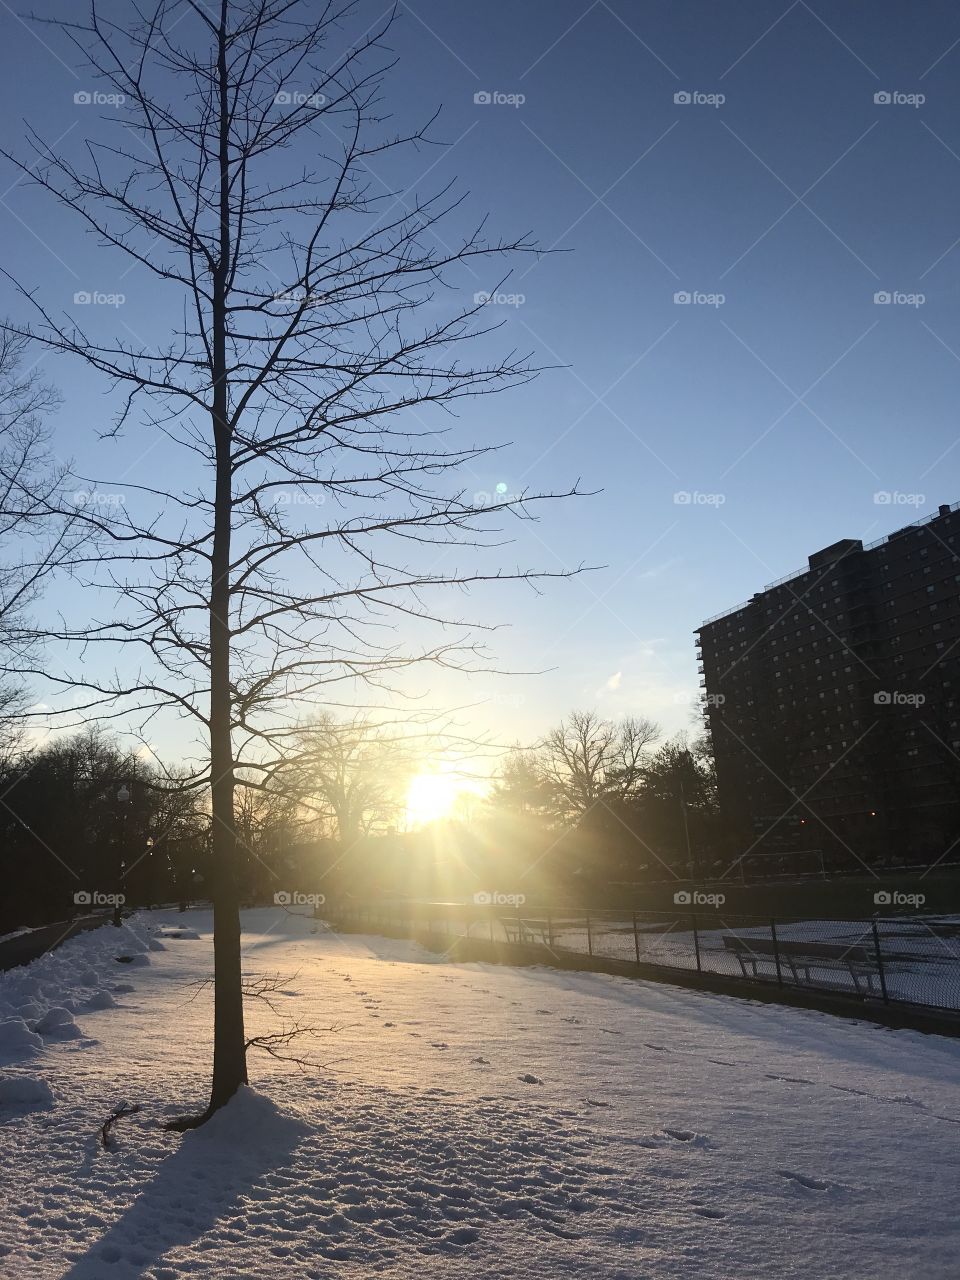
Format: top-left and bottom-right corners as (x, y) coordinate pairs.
(405, 773), (460, 827)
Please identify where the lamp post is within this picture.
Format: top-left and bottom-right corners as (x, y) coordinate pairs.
(115, 784), (130, 927)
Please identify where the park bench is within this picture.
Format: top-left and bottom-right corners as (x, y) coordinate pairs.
(722, 934), (890, 997)
(501, 916), (552, 947)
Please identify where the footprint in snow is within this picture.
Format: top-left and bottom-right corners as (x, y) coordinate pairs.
(777, 1170), (830, 1191)
(663, 1128), (697, 1143)
(472, 1056), (490, 1065)
(584, 1098), (611, 1108)
(598, 1028), (622, 1036)
(535, 1009), (554, 1016)
(430, 1042), (449, 1050)
(519, 1073), (543, 1085)
(644, 1043), (669, 1052)
(560, 1016), (582, 1024)
(692, 1206), (725, 1220)
(384, 1022), (395, 1027)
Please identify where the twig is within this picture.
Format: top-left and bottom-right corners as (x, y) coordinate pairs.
(101, 1102), (142, 1150)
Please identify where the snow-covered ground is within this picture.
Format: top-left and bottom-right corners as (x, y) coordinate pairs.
(1, 908), (960, 1279)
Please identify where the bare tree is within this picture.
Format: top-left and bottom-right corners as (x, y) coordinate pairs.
(290, 713), (415, 847)
(0, 329), (72, 755)
(539, 710), (660, 818)
(2, 1), (580, 1121)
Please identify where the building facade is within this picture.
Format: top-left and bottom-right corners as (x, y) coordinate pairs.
(696, 503), (960, 873)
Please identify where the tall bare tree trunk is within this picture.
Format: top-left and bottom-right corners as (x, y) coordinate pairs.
(207, 0), (246, 1116)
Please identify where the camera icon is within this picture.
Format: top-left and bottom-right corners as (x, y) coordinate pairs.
(473, 291), (491, 305)
(673, 491), (692, 504)
(273, 890), (291, 905)
(874, 91), (891, 105)
(73, 890), (92, 905)
(674, 91), (692, 105)
(73, 291), (92, 305)
(474, 91), (492, 105)
(473, 890), (492, 905)
(73, 91), (92, 105)
(874, 690), (892, 705)
(873, 890), (892, 905)
(673, 291), (691, 305)
(274, 90), (292, 104)
(673, 890), (692, 905)
(873, 291), (892, 305)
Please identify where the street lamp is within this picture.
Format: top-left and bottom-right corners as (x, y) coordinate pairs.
(115, 784), (130, 926)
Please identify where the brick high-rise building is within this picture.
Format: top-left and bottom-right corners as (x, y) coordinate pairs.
(696, 503), (960, 873)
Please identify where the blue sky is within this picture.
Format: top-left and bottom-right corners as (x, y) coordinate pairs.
(2, 0), (960, 759)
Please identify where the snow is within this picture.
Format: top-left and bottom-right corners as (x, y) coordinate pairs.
(0, 906), (958, 1278)
(0, 1073), (53, 1107)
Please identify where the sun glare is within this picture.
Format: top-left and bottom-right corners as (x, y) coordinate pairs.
(405, 773), (461, 828)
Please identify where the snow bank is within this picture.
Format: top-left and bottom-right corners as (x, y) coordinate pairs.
(0, 1017), (42, 1060)
(0, 912), (205, 1056)
(0, 1073), (53, 1107)
(186, 1085), (311, 1154)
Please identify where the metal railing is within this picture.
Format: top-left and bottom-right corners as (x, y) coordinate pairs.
(328, 901), (960, 1015)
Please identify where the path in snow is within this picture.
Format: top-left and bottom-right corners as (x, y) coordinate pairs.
(1, 907), (959, 1278)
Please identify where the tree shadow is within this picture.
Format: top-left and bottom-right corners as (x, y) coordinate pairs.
(62, 1088), (309, 1278)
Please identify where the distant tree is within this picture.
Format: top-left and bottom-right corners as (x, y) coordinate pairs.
(639, 733), (720, 873)
(288, 714), (415, 849)
(0, 729), (173, 926)
(0, 328), (72, 755)
(488, 747), (554, 816)
(539, 710), (660, 818)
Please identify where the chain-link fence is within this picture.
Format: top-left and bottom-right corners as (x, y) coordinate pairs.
(328, 901), (960, 1014)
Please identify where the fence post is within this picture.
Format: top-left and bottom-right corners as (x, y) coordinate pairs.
(770, 918), (784, 987)
(692, 913), (702, 974)
(633, 912), (641, 967)
(871, 919), (890, 1004)
(547, 911), (554, 949)
(586, 913), (593, 957)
